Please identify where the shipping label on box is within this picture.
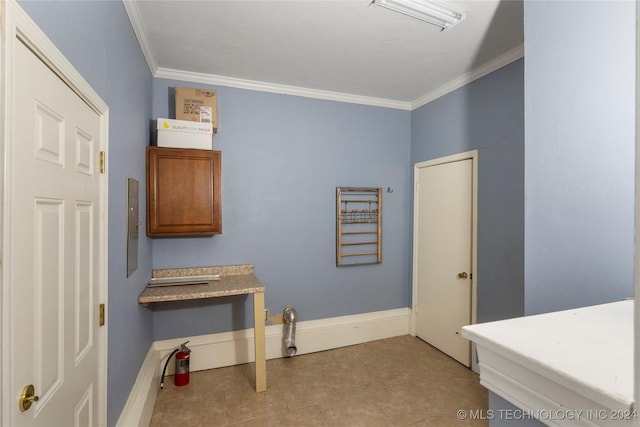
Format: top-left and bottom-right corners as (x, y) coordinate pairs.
(158, 118), (212, 134)
(175, 87), (218, 132)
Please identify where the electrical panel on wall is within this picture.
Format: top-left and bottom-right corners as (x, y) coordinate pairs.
(127, 178), (139, 277)
(336, 187), (382, 266)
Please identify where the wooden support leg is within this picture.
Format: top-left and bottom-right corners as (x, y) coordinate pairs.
(253, 291), (266, 392)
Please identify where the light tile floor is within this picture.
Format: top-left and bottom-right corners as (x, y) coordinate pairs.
(150, 335), (488, 426)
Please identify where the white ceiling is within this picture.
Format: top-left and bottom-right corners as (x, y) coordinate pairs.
(124, 0), (523, 110)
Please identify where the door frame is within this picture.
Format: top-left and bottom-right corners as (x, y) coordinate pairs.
(410, 150), (478, 370)
(0, 1), (109, 425)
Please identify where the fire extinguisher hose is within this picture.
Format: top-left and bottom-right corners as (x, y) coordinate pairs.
(160, 348), (181, 390)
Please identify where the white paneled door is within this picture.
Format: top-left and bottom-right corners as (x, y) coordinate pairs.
(7, 37), (104, 426)
(414, 157), (474, 367)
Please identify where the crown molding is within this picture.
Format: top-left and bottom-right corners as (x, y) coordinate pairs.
(154, 68), (413, 111)
(411, 44), (524, 110)
(122, 0), (157, 75)
(122, 0), (521, 110)
(154, 43), (523, 112)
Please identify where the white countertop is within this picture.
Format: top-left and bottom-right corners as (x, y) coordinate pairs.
(462, 300), (634, 425)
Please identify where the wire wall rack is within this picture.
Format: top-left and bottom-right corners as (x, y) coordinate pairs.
(336, 187), (382, 266)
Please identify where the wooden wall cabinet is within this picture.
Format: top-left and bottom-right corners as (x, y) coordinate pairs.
(146, 147), (221, 236)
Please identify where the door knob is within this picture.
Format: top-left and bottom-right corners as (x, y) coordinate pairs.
(18, 384), (39, 412)
(457, 272), (468, 279)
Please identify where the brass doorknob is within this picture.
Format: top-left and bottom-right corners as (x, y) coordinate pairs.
(18, 384), (39, 412)
(457, 272), (468, 279)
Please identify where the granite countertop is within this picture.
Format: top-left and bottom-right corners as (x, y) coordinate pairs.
(138, 264), (265, 305)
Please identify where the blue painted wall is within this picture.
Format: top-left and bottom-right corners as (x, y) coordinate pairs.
(490, 1), (635, 426)
(150, 80), (412, 339)
(21, 1), (632, 425)
(411, 59), (525, 323)
(18, 2), (154, 426)
(524, 0), (635, 315)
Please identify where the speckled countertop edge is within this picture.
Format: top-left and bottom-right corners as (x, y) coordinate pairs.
(151, 264), (254, 278)
(139, 264), (263, 305)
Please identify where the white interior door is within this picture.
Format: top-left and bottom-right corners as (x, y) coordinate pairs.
(6, 37), (104, 426)
(414, 157), (474, 367)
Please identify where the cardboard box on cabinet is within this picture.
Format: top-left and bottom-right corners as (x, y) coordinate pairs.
(155, 118), (213, 150)
(175, 86), (218, 133)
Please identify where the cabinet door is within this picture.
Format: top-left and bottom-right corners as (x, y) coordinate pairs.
(147, 147), (221, 236)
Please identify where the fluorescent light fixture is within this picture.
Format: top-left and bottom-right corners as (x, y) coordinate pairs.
(375, 0), (465, 30)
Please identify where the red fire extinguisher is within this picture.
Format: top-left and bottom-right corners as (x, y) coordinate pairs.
(174, 342), (191, 387)
(160, 341), (191, 389)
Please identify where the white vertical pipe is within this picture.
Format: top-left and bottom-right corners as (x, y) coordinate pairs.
(635, 0), (639, 422)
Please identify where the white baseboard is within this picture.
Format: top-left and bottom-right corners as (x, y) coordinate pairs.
(115, 345), (160, 427)
(116, 307), (410, 426)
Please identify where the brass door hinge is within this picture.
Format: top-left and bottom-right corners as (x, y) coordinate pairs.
(99, 303), (105, 326)
(99, 151), (105, 174)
